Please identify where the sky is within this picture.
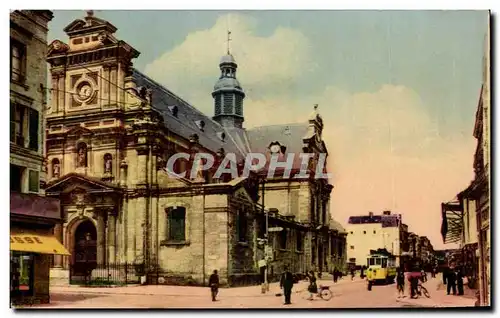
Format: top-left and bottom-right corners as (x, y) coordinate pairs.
(48, 10), (489, 249)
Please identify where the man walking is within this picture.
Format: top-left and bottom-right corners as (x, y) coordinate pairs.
(447, 267), (457, 295)
(209, 270), (219, 301)
(280, 265), (295, 305)
(396, 267), (405, 298)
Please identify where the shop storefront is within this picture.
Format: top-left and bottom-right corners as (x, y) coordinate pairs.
(10, 192), (68, 306)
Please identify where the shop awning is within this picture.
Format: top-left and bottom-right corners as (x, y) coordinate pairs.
(10, 233), (70, 255)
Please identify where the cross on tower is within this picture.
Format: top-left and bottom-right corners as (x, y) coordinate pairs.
(227, 30), (232, 54)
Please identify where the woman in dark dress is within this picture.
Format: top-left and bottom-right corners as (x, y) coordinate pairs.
(307, 271), (318, 300)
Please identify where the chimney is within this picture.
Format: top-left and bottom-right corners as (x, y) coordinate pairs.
(368, 212), (374, 217)
(383, 210), (391, 215)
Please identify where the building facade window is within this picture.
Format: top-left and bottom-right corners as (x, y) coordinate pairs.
(279, 229), (287, 249)
(10, 164), (24, 192)
(236, 208), (247, 242)
(373, 230), (376, 234)
(11, 39), (26, 83)
(296, 231), (303, 251)
(350, 231), (353, 235)
(350, 245), (354, 250)
(10, 103), (24, 147)
(28, 109), (39, 151)
(363, 231), (366, 234)
(167, 207), (186, 242)
(10, 252), (34, 297)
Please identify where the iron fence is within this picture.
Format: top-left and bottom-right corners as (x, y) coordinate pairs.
(69, 263), (141, 286)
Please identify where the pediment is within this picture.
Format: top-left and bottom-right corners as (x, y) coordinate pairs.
(45, 173), (120, 195)
(64, 16), (117, 36)
(65, 125), (94, 137)
(233, 184), (256, 205)
(157, 168), (193, 188)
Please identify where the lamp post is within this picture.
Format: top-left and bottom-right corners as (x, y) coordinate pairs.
(261, 177), (270, 293)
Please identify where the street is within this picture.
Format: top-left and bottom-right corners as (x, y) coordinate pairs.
(24, 274), (475, 309)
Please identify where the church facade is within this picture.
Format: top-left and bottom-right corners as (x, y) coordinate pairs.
(45, 12), (346, 287)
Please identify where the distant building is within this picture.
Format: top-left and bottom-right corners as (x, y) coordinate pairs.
(9, 10), (67, 306)
(346, 211), (402, 268)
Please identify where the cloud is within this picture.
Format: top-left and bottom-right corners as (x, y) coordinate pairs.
(143, 14), (476, 249)
(144, 13), (316, 113)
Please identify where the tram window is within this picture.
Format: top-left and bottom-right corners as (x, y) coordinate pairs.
(375, 258), (382, 265)
(382, 258), (388, 268)
(368, 258), (375, 266)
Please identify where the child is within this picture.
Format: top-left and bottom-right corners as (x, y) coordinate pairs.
(396, 268), (405, 298)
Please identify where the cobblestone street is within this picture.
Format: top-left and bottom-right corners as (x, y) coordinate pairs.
(23, 274), (476, 309)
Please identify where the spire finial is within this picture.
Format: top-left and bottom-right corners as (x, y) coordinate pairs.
(86, 10), (94, 17)
(314, 104), (319, 111)
(227, 30), (232, 55)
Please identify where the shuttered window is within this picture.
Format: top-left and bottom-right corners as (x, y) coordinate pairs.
(28, 170), (39, 193)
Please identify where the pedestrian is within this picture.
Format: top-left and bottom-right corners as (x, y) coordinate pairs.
(410, 273), (419, 299)
(333, 269), (338, 283)
(456, 267), (464, 296)
(280, 265), (295, 305)
(350, 268), (355, 281)
(447, 267), (457, 295)
(307, 270), (318, 300)
(443, 265), (448, 285)
(208, 269), (219, 301)
(360, 266), (365, 279)
(396, 267), (405, 298)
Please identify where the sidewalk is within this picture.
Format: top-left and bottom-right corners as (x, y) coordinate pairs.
(396, 275), (476, 308)
(50, 276), (365, 298)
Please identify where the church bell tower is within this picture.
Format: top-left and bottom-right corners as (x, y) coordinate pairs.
(212, 31), (245, 129)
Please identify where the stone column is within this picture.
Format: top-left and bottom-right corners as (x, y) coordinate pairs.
(53, 223), (63, 268)
(107, 209), (117, 264)
(97, 211), (107, 265)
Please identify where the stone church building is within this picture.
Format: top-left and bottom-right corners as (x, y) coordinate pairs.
(45, 12), (346, 286)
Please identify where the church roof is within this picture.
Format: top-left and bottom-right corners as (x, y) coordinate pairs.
(330, 219), (347, 233)
(132, 70), (314, 172)
(246, 123), (309, 170)
(132, 69), (247, 159)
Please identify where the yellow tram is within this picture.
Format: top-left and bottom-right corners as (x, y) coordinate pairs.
(366, 250), (397, 284)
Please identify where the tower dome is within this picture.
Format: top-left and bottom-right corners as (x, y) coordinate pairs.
(212, 52), (245, 129)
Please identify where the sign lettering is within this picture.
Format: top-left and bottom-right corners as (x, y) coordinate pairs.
(10, 236), (44, 244)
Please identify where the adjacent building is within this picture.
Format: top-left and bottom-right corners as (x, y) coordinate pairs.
(346, 211), (402, 268)
(10, 10), (69, 306)
(441, 15), (490, 306)
(43, 11), (343, 287)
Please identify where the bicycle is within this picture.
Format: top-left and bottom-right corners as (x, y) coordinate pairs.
(299, 285), (333, 301)
(415, 283), (430, 298)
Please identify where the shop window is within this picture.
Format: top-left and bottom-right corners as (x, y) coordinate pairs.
(10, 252), (34, 296)
(237, 208), (248, 242)
(28, 170), (39, 193)
(11, 39), (26, 84)
(167, 207), (186, 242)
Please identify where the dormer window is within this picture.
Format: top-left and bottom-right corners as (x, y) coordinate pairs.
(195, 120), (205, 131)
(168, 105), (178, 117)
(217, 132), (226, 142)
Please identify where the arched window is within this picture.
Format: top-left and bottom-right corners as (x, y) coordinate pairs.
(51, 158), (60, 178)
(76, 143), (88, 168)
(103, 153), (112, 174)
(167, 207), (186, 242)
